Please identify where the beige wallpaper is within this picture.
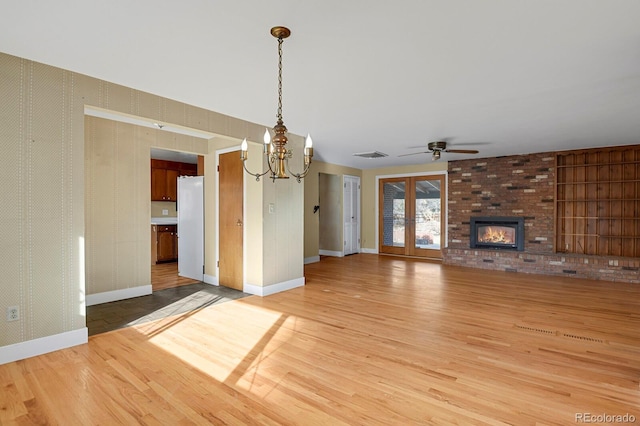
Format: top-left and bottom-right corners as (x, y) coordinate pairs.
(242, 140), (265, 285)
(0, 55), (84, 346)
(1, 50), (305, 352)
(261, 134), (305, 286)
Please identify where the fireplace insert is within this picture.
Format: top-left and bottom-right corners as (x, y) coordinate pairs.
(470, 216), (524, 251)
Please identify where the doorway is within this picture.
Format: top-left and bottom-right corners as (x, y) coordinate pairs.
(319, 173), (343, 256)
(378, 174), (445, 259)
(150, 148), (203, 291)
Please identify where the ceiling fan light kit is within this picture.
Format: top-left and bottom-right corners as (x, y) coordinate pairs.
(427, 141), (448, 151)
(428, 141), (445, 161)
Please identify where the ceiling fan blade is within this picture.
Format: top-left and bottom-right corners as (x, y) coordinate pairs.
(398, 151), (429, 157)
(445, 149), (479, 154)
(449, 142), (490, 147)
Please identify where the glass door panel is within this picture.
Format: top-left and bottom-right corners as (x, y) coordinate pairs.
(411, 178), (442, 258)
(380, 179), (407, 255)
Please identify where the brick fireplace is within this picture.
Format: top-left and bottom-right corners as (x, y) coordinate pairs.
(443, 152), (639, 283)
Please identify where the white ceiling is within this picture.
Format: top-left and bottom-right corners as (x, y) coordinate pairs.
(2, 1), (640, 169)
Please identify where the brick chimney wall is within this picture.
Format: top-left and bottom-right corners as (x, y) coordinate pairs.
(443, 152), (639, 283)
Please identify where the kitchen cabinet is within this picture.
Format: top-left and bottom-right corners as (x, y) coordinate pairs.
(180, 163), (197, 176)
(154, 224), (178, 263)
(151, 167), (179, 201)
(151, 160), (197, 201)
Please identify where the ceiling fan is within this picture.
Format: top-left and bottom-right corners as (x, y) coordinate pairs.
(399, 141), (479, 161)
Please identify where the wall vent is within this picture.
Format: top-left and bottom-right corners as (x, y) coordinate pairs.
(352, 151), (388, 159)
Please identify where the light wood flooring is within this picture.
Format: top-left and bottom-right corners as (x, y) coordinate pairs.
(2, 254), (639, 424)
(152, 261), (200, 291)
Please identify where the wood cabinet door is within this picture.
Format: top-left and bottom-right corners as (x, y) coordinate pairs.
(179, 163), (197, 176)
(151, 160), (195, 201)
(157, 226), (177, 262)
(151, 168), (167, 201)
(165, 169), (178, 201)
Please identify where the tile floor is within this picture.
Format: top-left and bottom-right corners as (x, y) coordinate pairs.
(87, 283), (249, 336)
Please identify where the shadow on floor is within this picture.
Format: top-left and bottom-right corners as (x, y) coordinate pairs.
(87, 283), (249, 336)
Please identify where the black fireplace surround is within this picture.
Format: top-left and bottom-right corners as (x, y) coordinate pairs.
(470, 216), (525, 251)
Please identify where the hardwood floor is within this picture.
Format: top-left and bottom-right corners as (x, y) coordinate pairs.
(152, 261), (200, 291)
(2, 254), (639, 424)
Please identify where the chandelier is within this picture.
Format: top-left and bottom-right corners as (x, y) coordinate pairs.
(241, 26), (313, 182)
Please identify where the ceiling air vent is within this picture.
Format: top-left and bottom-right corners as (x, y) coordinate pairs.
(352, 151), (388, 159)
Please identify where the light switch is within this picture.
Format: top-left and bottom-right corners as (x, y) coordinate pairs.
(268, 203), (275, 214)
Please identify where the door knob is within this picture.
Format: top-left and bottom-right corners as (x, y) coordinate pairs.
(236, 219), (242, 226)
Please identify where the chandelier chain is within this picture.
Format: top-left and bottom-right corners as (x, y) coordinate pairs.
(277, 37), (283, 122)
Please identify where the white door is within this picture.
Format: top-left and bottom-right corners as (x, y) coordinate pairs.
(343, 175), (361, 255)
(177, 176), (204, 281)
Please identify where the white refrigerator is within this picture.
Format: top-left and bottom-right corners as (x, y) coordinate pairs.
(177, 176), (204, 281)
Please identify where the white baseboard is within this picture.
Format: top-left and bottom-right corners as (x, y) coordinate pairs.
(304, 256), (320, 264)
(244, 277), (305, 297)
(0, 328), (88, 365)
(360, 248), (378, 254)
(86, 285), (152, 306)
(203, 274), (219, 286)
(319, 250), (344, 257)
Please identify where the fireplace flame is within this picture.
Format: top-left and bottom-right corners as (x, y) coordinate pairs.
(479, 227), (515, 244)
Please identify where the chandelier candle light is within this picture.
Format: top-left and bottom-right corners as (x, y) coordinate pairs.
(241, 26), (313, 182)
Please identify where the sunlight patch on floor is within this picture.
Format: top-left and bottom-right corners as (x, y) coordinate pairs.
(135, 300), (298, 384)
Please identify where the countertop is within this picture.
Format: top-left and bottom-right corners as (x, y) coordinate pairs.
(151, 217), (178, 225)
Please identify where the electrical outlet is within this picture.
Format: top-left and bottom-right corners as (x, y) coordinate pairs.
(7, 306), (19, 322)
(162, 209), (169, 216)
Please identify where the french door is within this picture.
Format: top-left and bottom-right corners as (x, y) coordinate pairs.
(379, 175), (445, 259)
